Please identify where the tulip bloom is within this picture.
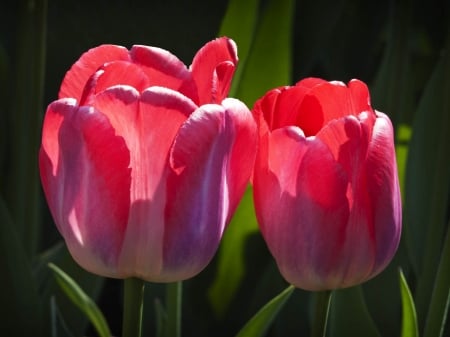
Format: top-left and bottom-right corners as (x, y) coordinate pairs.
(39, 37), (257, 282)
(252, 78), (401, 290)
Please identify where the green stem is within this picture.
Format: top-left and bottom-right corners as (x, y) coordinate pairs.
(122, 278), (145, 337)
(311, 290), (332, 337)
(165, 281), (182, 337)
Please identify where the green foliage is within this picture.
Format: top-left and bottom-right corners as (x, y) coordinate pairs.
(399, 269), (418, 337)
(329, 286), (381, 337)
(0, 198), (43, 336)
(235, 286), (294, 337)
(48, 263), (112, 337)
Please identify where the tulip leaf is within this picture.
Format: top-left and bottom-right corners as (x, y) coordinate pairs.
(370, 1), (413, 125)
(208, 188), (259, 318)
(405, 47), (450, 322)
(329, 286), (381, 337)
(395, 123), (412, 202)
(423, 221), (450, 337)
(235, 285), (294, 337)
(0, 197), (43, 336)
(217, 0), (259, 97)
(34, 241), (106, 336)
(399, 269), (419, 337)
(48, 263), (111, 337)
(235, 0), (294, 106)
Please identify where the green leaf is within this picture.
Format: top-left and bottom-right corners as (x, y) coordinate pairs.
(405, 46), (450, 323)
(235, 0), (295, 106)
(235, 285), (294, 337)
(370, 1), (414, 125)
(35, 241), (105, 336)
(48, 263), (112, 337)
(399, 269), (419, 337)
(217, 0), (260, 97)
(395, 123), (412, 202)
(0, 197), (43, 336)
(423, 222), (450, 337)
(329, 286), (381, 337)
(208, 188), (259, 318)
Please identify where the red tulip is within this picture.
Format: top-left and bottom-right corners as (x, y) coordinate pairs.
(252, 78), (402, 290)
(39, 37), (257, 282)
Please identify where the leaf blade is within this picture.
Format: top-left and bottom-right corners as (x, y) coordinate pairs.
(48, 263), (112, 337)
(399, 269), (419, 337)
(235, 285), (295, 337)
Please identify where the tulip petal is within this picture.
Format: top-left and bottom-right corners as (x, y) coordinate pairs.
(297, 80), (373, 136)
(160, 98), (255, 281)
(92, 86), (197, 279)
(79, 62), (151, 105)
(190, 37), (238, 104)
(365, 112), (402, 272)
(39, 99), (131, 277)
(130, 45), (199, 103)
(59, 45), (130, 100)
(254, 128), (350, 290)
(316, 114), (377, 284)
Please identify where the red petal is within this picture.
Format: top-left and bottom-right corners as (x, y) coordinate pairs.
(296, 80), (374, 136)
(130, 45), (198, 103)
(190, 37), (238, 104)
(294, 77), (328, 88)
(59, 45), (129, 100)
(254, 127), (350, 290)
(79, 61), (151, 104)
(364, 112), (401, 273)
(160, 99), (256, 281)
(40, 99), (131, 277)
(93, 86), (196, 279)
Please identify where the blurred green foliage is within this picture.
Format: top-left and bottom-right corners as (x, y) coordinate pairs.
(0, 0), (449, 336)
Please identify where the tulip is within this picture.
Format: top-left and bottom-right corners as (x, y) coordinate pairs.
(39, 37), (257, 282)
(252, 78), (402, 290)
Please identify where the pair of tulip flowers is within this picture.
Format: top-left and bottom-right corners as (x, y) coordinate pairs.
(39, 37), (402, 291)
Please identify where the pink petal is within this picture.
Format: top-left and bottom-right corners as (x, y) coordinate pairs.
(254, 127), (350, 290)
(294, 77), (328, 88)
(59, 45), (129, 100)
(160, 98), (256, 281)
(252, 86), (285, 134)
(364, 112), (402, 273)
(79, 61), (151, 105)
(39, 99), (131, 277)
(296, 80), (373, 136)
(93, 86), (196, 279)
(190, 37), (238, 104)
(130, 45), (199, 103)
(315, 115), (376, 285)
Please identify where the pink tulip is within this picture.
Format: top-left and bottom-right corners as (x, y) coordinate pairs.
(252, 78), (402, 290)
(39, 37), (257, 282)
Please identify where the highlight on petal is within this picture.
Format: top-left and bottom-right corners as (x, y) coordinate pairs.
(130, 45), (198, 103)
(114, 86), (197, 280)
(40, 100), (131, 278)
(190, 37), (238, 104)
(160, 99), (256, 281)
(59, 44), (129, 100)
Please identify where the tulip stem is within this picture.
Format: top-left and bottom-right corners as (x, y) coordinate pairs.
(165, 281), (182, 337)
(311, 290), (332, 337)
(122, 278), (145, 337)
